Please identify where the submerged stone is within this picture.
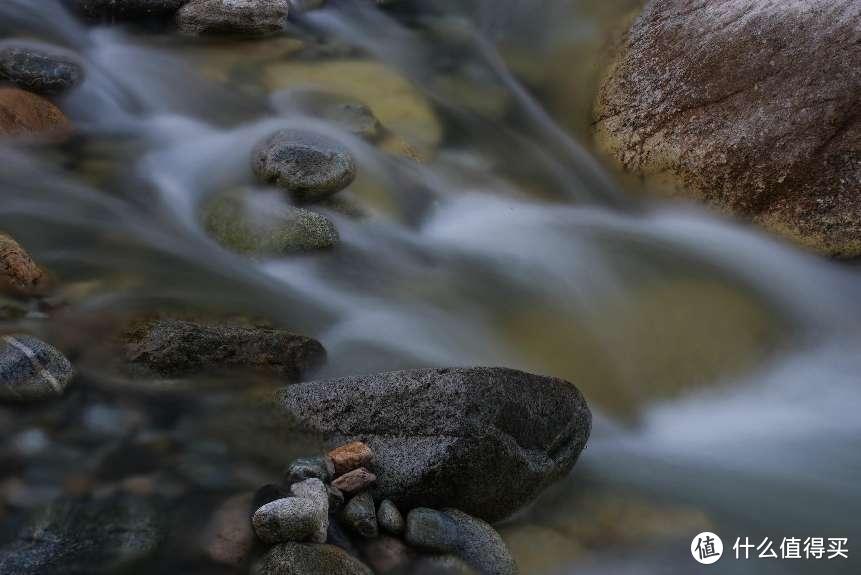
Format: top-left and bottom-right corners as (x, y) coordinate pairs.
(0, 232), (49, 297)
(0, 88), (71, 138)
(123, 318), (325, 380)
(0, 335), (74, 402)
(251, 129), (357, 203)
(0, 42), (85, 96)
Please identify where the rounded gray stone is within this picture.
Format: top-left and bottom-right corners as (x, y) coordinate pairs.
(251, 129), (357, 202)
(404, 508), (457, 553)
(377, 499), (404, 535)
(252, 542), (374, 575)
(0, 335), (74, 402)
(0, 42), (85, 96)
(279, 367), (591, 522)
(252, 496), (328, 544)
(441, 509), (517, 575)
(177, 0), (290, 36)
(340, 491), (378, 539)
(289, 478), (330, 543)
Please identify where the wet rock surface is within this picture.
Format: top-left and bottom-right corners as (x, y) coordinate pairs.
(177, 0), (291, 36)
(329, 441), (374, 476)
(252, 129), (357, 203)
(0, 493), (164, 575)
(341, 491), (378, 538)
(377, 498), (404, 535)
(0, 87), (70, 137)
(69, 0), (189, 20)
(284, 455), (334, 485)
(253, 542), (375, 575)
(280, 367), (591, 521)
(0, 42), (84, 96)
(122, 318), (326, 380)
(594, 0), (861, 257)
(0, 233), (49, 297)
(253, 495), (328, 544)
(0, 335), (75, 402)
(331, 467), (376, 495)
(203, 188), (339, 255)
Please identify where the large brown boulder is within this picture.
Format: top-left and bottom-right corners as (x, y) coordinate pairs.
(594, 0), (861, 257)
(0, 87), (70, 138)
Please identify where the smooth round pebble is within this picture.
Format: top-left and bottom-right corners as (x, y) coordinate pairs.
(0, 42), (84, 96)
(0, 335), (74, 402)
(252, 497), (328, 544)
(377, 499), (404, 535)
(251, 129), (357, 202)
(404, 508), (457, 552)
(341, 491), (378, 539)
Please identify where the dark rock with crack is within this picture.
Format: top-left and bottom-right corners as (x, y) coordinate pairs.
(0, 41), (85, 96)
(594, 0), (861, 256)
(279, 367), (591, 522)
(0, 335), (75, 402)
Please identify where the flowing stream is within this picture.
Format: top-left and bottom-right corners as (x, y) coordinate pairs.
(0, 1), (859, 573)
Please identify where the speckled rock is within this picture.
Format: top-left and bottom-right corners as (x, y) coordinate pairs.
(0, 493), (163, 575)
(251, 129), (357, 202)
(441, 509), (517, 575)
(203, 188), (339, 255)
(0, 233), (49, 297)
(329, 441), (374, 476)
(279, 367), (591, 521)
(594, 0), (861, 257)
(123, 318), (325, 380)
(0, 42), (84, 96)
(0, 88), (70, 138)
(331, 467), (376, 495)
(177, 0), (290, 36)
(0, 335), (75, 402)
(284, 456), (334, 485)
(377, 499), (404, 535)
(289, 478), (329, 543)
(252, 496), (327, 544)
(405, 508), (458, 553)
(341, 491), (378, 538)
(69, 0), (189, 20)
(252, 542), (374, 575)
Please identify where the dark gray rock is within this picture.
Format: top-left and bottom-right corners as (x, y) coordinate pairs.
(69, 0), (189, 20)
(0, 493), (163, 575)
(289, 478), (330, 543)
(440, 509), (516, 575)
(252, 496), (327, 544)
(252, 129), (357, 203)
(123, 318), (325, 381)
(359, 535), (413, 574)
(0, 335), (74, 402)
(377, 499), (404, 535)
(0, 42), (84, 96)
(284, 456), (334, 485)
(203, 188), (339, 255)
(406, 508), (516, 575)
(328, 485), (346, 511)
(340, 491), (378, 538)
(279, 367), (591, 521)
(404, 508), (458, 553)
(177, 0), (290, 36)
(252, 542), (374, 575)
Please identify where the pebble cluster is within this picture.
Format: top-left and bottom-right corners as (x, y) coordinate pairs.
(249, 441), (517, 575)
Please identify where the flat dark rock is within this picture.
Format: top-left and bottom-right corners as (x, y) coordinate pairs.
(0, 42), (84, 96)
(279, 367), (591, 522)
(123, 318), (325, 380)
